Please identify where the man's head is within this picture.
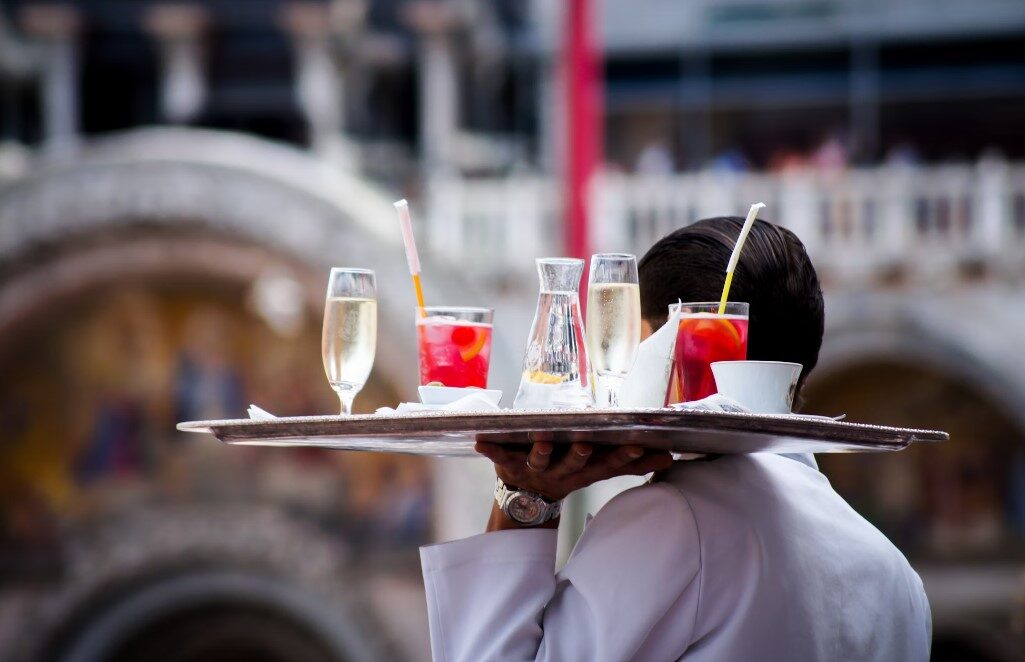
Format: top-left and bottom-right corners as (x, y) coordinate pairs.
(638, 216), (824, 390)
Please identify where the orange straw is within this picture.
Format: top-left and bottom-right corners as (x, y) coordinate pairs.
(394, 199), (426, 315)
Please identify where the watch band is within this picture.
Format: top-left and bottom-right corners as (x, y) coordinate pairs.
(495, 478), (562, 526)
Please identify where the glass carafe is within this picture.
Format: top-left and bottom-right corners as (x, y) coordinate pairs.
(513, 258), (594, 409)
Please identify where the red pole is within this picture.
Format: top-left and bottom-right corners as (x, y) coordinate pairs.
(564, 0), (603, 262)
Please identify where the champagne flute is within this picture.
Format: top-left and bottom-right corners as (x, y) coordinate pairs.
(586, 254), (641, 407)
(322, 268), (377, 415)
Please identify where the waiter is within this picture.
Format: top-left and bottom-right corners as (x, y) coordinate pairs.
(420, 218), (932, 661)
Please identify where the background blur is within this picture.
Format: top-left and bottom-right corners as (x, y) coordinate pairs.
(1, 0), (1024, 660)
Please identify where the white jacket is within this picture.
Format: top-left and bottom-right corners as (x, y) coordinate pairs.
(420, 453), (931, 661)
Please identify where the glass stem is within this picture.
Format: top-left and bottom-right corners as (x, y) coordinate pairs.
(337, 389), (356, 415)
(599, 375), (625, 408)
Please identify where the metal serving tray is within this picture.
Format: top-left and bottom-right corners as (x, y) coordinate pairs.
(177, 409), (947, 457)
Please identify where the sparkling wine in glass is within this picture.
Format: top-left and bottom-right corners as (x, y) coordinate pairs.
(322, 268), (377, 415)
(586, 253), (641, 407)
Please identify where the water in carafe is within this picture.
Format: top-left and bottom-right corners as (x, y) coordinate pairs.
(513, 258), (594, 409)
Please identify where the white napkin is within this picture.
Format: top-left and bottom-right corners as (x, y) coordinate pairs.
(248, 395), (500, 421)
(247, 404), (279, 420)
(244, 404), (339, 446)
(619, 303), (683, 408)
(668, 396), (844, 421)
(667, 393), (749, 414)
(375, 393), (502, 415)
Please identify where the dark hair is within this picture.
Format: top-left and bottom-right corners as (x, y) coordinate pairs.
(638, 216), (824, 389)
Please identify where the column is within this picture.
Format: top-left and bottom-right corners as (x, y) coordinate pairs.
(349, 31), (405, 142)
(329, 0), (368, 137)
(19, 4), (79, 154)
(280, 2), (363, 158)
(975, 156), (1009, 271)
(404, 1), (463, 259)
(144, 4), (209, 124)
(403, 1), (461, 174)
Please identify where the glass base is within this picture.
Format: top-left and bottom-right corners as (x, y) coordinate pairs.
(513, 378), (595, 410)
(595, 374), (626, 408)
(330, 383), (362, 415)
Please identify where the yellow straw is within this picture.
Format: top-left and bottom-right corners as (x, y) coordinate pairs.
(394, 199), (427, 316)
(717, 271), (736, 315)
(718, 202), (765, 314)
(412, 272), (426, 311)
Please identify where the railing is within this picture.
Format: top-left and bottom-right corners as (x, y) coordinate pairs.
(425, 161), (1025, 288)
(424, 176), (561, 283)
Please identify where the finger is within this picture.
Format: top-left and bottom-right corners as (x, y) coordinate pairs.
(526, 442), (554, 473)
(475, 442), (525, 465)
(606, 445), (646, 470)
(620, 451), (675, 476)
(528, 430), (554, 443)
(574, 448), (669, 484)
(553, 442), (593, 476)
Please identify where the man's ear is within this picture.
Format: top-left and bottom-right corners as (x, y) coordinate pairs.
(640, 319), (654, 341)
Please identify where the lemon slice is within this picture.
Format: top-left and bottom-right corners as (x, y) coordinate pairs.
(458, 330), (489, 361)
(681, 317), (742, 346)
(526, 370), (567, 384)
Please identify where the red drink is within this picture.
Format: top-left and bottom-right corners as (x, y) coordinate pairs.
(666, 308), (749, 404)
(417, 317), (493, 388)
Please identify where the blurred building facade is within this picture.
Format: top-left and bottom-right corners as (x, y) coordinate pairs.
(1, 1), (1025, 660)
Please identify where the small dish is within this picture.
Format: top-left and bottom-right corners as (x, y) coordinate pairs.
(710, 360), (802, 415)
(418, 385), (503, 407)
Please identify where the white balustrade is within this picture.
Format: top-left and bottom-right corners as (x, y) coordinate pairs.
(425, 162), (1025, 289)
(426, 176), (560, 282)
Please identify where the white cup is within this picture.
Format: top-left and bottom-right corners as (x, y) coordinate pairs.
(710, 361), (802, 414)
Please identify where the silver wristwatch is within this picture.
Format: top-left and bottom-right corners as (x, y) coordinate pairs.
(495, 478), (562, 526)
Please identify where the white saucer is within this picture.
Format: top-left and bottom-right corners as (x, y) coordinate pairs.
(418, 385), (503, 407)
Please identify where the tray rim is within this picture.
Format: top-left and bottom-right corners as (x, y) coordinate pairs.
(176, 408), (949, 447)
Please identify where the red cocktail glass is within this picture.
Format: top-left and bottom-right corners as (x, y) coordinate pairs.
(417, 306), (494, 388)
(665, 302), (749, 404)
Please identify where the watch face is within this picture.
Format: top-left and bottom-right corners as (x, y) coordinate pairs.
(508, 494), (544, 524)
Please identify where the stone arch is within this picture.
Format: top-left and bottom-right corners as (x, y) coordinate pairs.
(803, 292), (1025, 633)
(0, 126), (525, 659)
(0, 126), (521, 394)
(810, 291), (1025, 436)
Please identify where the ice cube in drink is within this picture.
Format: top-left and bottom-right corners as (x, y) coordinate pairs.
(417, 313), (493, 388)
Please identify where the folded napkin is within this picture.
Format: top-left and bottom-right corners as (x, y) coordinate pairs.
(375, 393), (502, 415)
(668, 396), (844, 421)
(619, 303), (682, 408)
(245, 404), (339, 446)
(667, 393), (749, 414)
(665, 395), (827, 467)
(248, 394), (500, 422)
(247, 404), (279, 420)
